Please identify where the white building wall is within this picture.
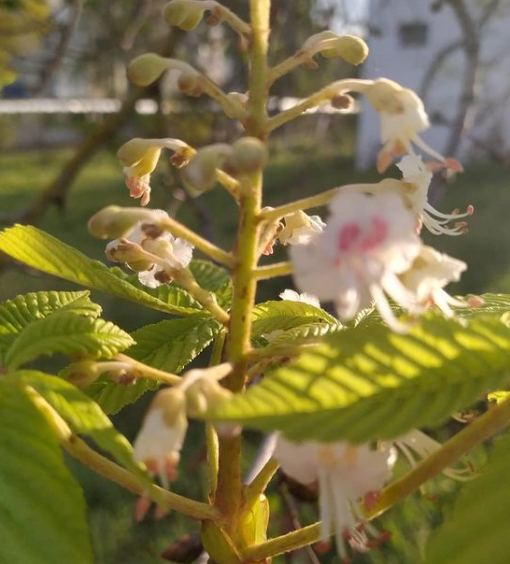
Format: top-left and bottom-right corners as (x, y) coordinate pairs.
(356, 0), (510, 168)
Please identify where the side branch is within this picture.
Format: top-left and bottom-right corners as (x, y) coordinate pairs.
(254, 261), (293, 280)
(267, 79), (372, 132)
(115, 354), (182, 385)
(27, 387), (219, 522)
(161, 216), (235, 267)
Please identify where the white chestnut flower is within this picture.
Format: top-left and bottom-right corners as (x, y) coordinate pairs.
(133, 387), (188, 488)
(279, 289), (320, 308)
(394, 429), (474, 481)
(105, 209), (193, 288)
(117, 138), (195, 206)
(290, 191), (422, 333)
(397, 155), (473, 236)
(278, 211), (326, 246)
(274, 436), (396, 560)
(399, 245), (467, 317)
(366, 79), (462, 174)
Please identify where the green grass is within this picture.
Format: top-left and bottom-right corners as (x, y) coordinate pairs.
(1, 147), (509, 562)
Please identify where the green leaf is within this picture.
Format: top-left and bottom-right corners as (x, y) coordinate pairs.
(87, 315), (222, 414)
(251, 300), (337, 339)
(208, 315), (510, 443)
(5, 312), (134, 369)
(425, 429), (510, 564)
(263, 321), (343, 348)
(0, 290), (101, 364)
(189, 260), (233, 309)
(354, 293), (510, 329)
(0, 380), (93, 564)
(13, 371), (148, 482)
(0, 225), (203, 316)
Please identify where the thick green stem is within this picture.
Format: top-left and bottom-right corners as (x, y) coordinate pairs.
(241, 398), (510, 561)
(27, 387), (219, 522)
(214, 0), (271, 538)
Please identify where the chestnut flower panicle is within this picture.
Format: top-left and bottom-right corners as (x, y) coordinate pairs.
(290, 191), (422, 333)
(274, 436), (396, 560)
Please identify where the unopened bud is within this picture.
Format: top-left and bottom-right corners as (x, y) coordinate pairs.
(180, 144), (233, 197)
(331, 94), (355, 111)
(177, 70), (203, 97)
(229, 137), (267, 174)
(88, 206), (160, 239)
(61, 361), (103, 387)
(321, 34), (368, 65)
(128, 53), (171, 86)
(105, 238), (147, 265)
(163, 0), (208, 31)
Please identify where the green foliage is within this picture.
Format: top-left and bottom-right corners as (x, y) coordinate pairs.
(87, 315), (222, 413)
(0, 226), (209, 316)
(13, 370), (148, 482)
(0, 380), (93, 564)
(0, 290), (101, 364)
(251, 300), (337, 340)
(425, 429), (510, 564)
(5, 312), (134, 369)
(189, 260), (233, 309)
(209, 314), (510, 443)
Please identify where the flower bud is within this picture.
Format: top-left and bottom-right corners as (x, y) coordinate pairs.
(180, 143), (233, 197)
(61, 360), (103, 387)
(177, 70), (203, 97)
(88, 206), (159, 239)
(229, 137), (267, 174)
(127, 53), (173, 86)
(105, 238), (147, 264)
(185, 377), (233, 418)
(163, 0), (208, 31)
(302, 31), (369, 66)
(279, 211), (326, 246)
(320, 34), (369, 65)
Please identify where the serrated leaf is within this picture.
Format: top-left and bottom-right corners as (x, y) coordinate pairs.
(251, 301), (337, 339)
(264, 321), (343, 348)
(208, 315), (510, 443)
(0, 225), (205, 316)
(0, 291), (101, 364)
(5, 312), (134, 369)
(425, 429), (510, 564)
(354, 293), (510, 329)
(13, 371), (149, 482)
(87, 315), (222, 414)
(0, 380), (93, 564)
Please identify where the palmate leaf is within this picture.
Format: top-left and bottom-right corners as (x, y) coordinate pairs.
(208, 314), (510, 443)
(5, 312), (134, 369)
(425, 429), (510, 564)
(87, 315), (222, 414)
(0, 380), (93, 564)
(251, 301), (337, 339)
(0, 290), (101, 364)
(13, 371), (149, 482)
(0, 225), (206, 316)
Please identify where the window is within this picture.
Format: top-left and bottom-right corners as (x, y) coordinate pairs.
(398, 22), (428, 47)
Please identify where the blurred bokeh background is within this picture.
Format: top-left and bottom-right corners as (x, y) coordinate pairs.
(0, 0), (508, 562)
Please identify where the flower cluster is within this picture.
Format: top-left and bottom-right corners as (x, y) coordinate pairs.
(274, 436), (396, 559)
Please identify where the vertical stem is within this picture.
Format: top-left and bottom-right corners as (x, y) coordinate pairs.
(214, 0), (271, 538)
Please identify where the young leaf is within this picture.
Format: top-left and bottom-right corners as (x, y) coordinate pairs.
(5, 312), (134, 369)
(188, 260), (233, 308)
(0, 291), (101, 364)
(262, 321), (343, 348)
(0, 380), (93, 564)
(13, 371), (149, 482)
(0, 225), (202, 316)
(251, 300), (337, 339)
(425, 428), (510, 564)
(208, 315), (510, 443)
(87, 315), (222, 414)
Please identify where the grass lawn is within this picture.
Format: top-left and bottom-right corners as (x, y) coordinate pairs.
(0, 147), (509, 563)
